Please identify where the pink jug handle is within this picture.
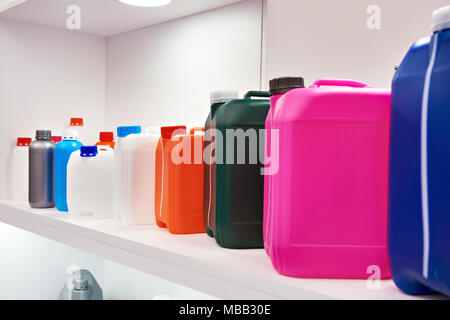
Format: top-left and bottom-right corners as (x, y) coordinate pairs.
(310, 79), (373, 88)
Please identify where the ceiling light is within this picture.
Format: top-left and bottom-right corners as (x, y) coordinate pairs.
(118, 0), (171, 7)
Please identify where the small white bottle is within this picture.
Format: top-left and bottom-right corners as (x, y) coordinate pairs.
(11, 137), (32, 202)
(67, 117), (87, 145)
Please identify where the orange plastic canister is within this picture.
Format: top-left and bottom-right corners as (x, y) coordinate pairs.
(155, 126), (205, 234)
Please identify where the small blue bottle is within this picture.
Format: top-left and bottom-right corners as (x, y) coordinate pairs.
(55, 130), (83, 211)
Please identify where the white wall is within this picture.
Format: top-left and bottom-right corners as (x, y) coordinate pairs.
(263, 0), (449, 89)
(106, 0), (263, 130)
(0, 18), (106, 200)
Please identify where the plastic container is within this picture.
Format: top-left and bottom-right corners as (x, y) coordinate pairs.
(207, 91), (270, 248)
(113, 126), (160, 225)
(155, 126), (205, 234)
(67, 117), (86, 144)
(67, 145), (114, 218)
(29, 130), (55, 208)
(264, 78), (391, 279)
(11, 137), (32, 202)
(154, 125), (186, 230)
(96, 132), (115, 149)
(203, 91), (239, 237)
(113, 125), (142, 219)
(263, 77), (305, 256)
(55, 130), (83, 212)
(388, 5), (450, 296)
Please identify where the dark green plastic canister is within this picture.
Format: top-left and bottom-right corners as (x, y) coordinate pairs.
(207, 91), (270, 248)
(203, 91), (238, 237)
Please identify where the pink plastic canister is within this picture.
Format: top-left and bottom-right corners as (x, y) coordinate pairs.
(264, 78), (392, 279)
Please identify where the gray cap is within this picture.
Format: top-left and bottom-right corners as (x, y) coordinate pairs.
(36, 130), (52, 141)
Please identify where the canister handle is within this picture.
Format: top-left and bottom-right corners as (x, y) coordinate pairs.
(244, 91), (271, 99)
(310, 79), (373, 88)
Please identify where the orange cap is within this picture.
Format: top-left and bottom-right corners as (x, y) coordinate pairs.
(17, 137), (32, 146)
(161, 126), (186, 139)
(70, 117), (84, 126)
(99, 131), (114, 142)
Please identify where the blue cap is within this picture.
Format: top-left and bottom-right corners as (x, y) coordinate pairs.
(80, 146), (98, 157)
(117, 126), (141, 138)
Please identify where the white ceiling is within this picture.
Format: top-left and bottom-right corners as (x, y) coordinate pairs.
(0, 0), (246, 36)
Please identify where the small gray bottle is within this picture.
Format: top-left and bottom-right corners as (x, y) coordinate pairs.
(29, 130), (55, 208)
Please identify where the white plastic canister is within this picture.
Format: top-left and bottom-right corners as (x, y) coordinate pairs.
(11, 137), (32, 202)
(113, 126), (142, 219)
(114, 126), (160, 225)
(67, 145), (114, 218)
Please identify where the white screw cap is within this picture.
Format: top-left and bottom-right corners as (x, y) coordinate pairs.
(210, 90), (239, 105)
(432, 5), (450, 32)
(63, 129), (78, 141)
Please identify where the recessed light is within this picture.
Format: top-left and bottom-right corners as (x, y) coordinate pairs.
(118, 0), (171, 7)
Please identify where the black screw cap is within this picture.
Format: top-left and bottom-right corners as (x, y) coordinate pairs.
(269, 77), (305, 95)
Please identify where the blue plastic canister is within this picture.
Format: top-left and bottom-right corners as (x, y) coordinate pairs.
(389, 6), (450, 296)
(55, 130), (83, 211)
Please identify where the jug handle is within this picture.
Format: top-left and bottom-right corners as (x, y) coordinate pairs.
(310, 79), (373, 88)
(244, 91), (271, 99)
(190, 127), (205, 134)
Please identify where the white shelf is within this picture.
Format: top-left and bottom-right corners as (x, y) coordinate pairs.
(0, 201), (441, 300)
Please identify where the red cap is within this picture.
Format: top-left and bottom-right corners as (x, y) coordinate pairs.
(70, 117), (84, 126)
(99, 131), (114, 142)
(17, 137), (32, 146)
(161, 126), (186, 139)
(51, 136), (62, 143)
